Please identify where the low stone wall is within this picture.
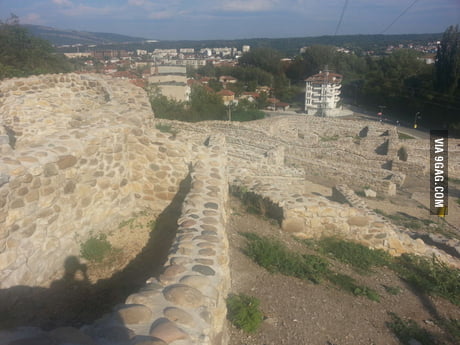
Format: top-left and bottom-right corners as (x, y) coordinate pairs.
(230, 177), (460, 267)
(0, 135), (230, 345)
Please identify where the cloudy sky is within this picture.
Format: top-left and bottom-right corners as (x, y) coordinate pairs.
(1, 0), (459, 40)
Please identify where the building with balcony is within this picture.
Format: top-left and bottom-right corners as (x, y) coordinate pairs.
(305, 71), (342, 116)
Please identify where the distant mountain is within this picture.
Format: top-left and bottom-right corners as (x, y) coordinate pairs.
(22, 24), (149, 46)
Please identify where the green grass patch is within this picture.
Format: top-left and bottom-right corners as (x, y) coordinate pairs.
(449, 177), (460, 184)
(320, 135), (339, 141)
(437, 318), (460, 343)
(316, 237), (391, 273)
(394, 254), (460, 305)
(398, 132), (415, 140)
(387, 312), (436, 345)
(383, 285), (402, 295)
(80, 234), (112, 263)
(328, 273), (380, 302)
(241, 233), (329, 284)
(155, 123), (177, 135)
(226, 293), (264, 333)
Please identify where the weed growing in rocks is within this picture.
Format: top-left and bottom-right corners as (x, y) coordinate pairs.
(226, 293), (264, 333)
(387, 312), (435, 345)
(80, 234), (112, 263)
(155, 123), (177, 136)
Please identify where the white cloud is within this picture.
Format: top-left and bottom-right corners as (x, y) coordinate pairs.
(128, 0), (149, 6)
(52, 0), (73, 6)
(60, 5), (115, 17)
(21, 13), (46, 25)
(220, 0), (279, 12)
(148, 10), (175, 19)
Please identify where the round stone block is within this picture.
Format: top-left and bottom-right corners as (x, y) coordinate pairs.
(163, 284), (204, 308)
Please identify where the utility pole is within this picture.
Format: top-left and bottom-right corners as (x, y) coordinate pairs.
(321, 65), (329, 117)
(414, 112), (421, 128)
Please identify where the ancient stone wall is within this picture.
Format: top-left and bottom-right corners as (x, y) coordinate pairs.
(0, 74), (192, 289)
(0, 135), (230, 345)
(230, 178), (460, 267)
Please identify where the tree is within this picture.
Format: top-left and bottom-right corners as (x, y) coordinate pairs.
(0, 14), (74, 79)
(189, 85), (227, 121)
(435, 25), (460, 95)
(238, 47), (284, 75)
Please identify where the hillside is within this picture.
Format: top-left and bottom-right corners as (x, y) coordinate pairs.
(22, 24), (148, 46)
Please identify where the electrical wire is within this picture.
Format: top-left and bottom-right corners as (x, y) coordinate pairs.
(379, 0), (421, 34)
(334, 0), (349, 36)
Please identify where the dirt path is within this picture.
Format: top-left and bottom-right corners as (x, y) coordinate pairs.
(226, 196), (460, 345)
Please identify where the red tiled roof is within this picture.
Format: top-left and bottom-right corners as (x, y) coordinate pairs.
(276, 102), (290, 107)
(242, 92), (260, 98)
(217, 89), (235, 96)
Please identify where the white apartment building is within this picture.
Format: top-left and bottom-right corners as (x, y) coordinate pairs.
(305, 71), (342, 116)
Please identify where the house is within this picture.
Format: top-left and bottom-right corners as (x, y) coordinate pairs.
(217, 89), (235, 105)
(219, 75), (237, 84)
(275, 102), (290, 111)
(266, 97), (280, 110)
(256, 86), (272, 95)
(304, 71), (342, 116)
(239, 92), (260, 103)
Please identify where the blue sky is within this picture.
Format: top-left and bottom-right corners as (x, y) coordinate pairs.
(1, 0), (459, 40)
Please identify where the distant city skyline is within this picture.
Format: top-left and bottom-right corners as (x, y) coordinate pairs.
(1, 0), (459, 40)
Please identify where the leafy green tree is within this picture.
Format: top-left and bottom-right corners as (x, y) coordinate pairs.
(435, 25), (460, 95)
(207, 78), (223, 92)
(239, 47), (284, 75)
(189, 85), (227, 121)
(0, 14), (74, 79)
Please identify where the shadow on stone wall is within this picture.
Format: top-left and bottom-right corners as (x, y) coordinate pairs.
(0, 174), (191, 331)
(229, 185), (283, 226)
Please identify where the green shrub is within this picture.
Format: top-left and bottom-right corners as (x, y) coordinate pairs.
(387, 312), (435, 345)
(317, 237), (391, 273)
(393, 254), (460, 305)
(383, 285), (402, 295)
(80, 234), (112, 263)
(155, 123), (177, 135)
(437, 318), (460, 343)
(226, 293), (264, 333)
(242, 233), (329, 283)
(327, 273), (380, 302)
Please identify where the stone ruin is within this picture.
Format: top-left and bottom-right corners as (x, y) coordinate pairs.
(0, 73), (459, 345)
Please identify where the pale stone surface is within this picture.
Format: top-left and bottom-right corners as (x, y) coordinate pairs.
(116, 304), (153, 324)
(163, 284), (205, 308)
(149, 318), (189, 343)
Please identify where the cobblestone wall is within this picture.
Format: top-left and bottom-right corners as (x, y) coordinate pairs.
(0, 135), (230, 345)
(0, 74), (191, 289)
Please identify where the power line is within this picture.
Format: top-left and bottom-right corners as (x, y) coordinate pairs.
(379, 0), (421, 34)
(334, 0), (349, 36)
